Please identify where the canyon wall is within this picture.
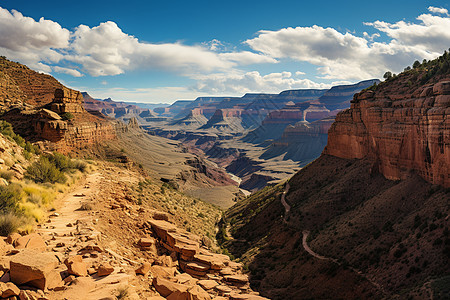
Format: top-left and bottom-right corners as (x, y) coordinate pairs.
(325, 80), (450, 187)
(31, 88), (118, 153)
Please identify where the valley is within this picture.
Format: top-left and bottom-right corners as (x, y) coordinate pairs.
(89, 80), (379, 193)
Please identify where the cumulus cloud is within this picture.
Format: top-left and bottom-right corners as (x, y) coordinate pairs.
(192, 71), (336, 94)
(0, 7), (275, 78)
(219, 51), (277, 65)
(65, 22), (278, 76)
(245, 15), (450, 81)
(0, 7), (69, 70)
(428, 6), (449, 15)
(366, 13), (450, 52)
(53, 66), (83, 77)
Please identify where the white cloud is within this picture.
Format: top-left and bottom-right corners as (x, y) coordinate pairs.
(192, 71), (337, 94)
(428, 6), (449, 15)
(366, 13), (450, 52)
(219, 51), (277, 65)
(245, 11), (450, 80)
(53, 66), (83, 77)
(0, 7), (69, 70)
(295, 71), (305, 76)
(66, 22), (277, 76)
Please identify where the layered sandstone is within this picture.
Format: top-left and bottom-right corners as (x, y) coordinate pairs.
(325, 79), (450, 187)
(0, 57), (63, 106)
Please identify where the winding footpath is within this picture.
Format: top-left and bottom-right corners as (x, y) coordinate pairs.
(281, 181), (387, 296)
(281, 182), (291, 219)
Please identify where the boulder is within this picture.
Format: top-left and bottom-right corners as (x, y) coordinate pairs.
(0, 239), (11, 256)
(0, 281), (20, 297)
(64, 255), (87, 277)
(6, 233), (21, 245)
(187, 285), (211, 300)
(138, 238), (154, 247)
(186, 261), (210, 272)
(135, 262), (151, 276)
(219, 267), (233, 276)
(224, 274), (249, 284)
(14, 233), (46, 252)
(0, 256), (11, 272)
(215, 285), (232, 294)
(151, 265), (176, 279)
(197, 280), (218, 290)
(152, 211), (170, 221)
(194, 254), (228, 270)
(175, 273), (197, 285)
(167, 290), (189, 300)
(153, 276), (191, 297)
(97, 263), (114, 277)
(10, 249), (61, 290)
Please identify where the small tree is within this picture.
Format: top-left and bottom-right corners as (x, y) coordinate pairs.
(383, 71), (392, 80)
(413, 60), (421, 69)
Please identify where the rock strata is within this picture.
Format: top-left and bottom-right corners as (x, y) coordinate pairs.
(325, 79), (449, 187)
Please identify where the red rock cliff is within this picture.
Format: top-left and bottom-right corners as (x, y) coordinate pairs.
(325, 79), (449, 187)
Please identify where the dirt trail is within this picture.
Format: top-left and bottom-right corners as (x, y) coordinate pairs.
(37, 171), (139, 300)
(281, 182), (291, 217)
(281, 182), (386, 296)
(302, 230), (337, 262)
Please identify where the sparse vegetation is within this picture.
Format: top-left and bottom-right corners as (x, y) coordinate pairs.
(26, 153), (87, 184)
(0, 213), (23, 236)
(61, 112), (74, 120)
(115, 286), (129, 300)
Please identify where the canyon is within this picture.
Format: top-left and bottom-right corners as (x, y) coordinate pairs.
(221, 54), (450, 299)
(93, 79), (378, 192)
(0, 50), (448, 300)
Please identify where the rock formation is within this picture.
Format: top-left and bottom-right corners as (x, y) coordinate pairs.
(0, 56), (63, 107)
(325, 79), (449, 187)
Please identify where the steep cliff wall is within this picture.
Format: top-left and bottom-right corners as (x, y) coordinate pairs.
(325, 79), (449, 187)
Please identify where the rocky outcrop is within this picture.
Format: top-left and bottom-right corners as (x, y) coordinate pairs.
(325, 79), (449, 187)
(200, 109), (245, 132)
(83, 93), (157, 122)
(261, 117), (334, 163)
(172, 108), (209, 128)
(0, 56), (64, 107)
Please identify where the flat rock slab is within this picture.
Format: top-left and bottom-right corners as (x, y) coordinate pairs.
(198, 279), (218, 290)
(225, 274), (249, 284)
(10, 249), (61, 290)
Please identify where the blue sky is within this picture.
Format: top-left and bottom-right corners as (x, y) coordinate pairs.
(0, 0), (449, 103)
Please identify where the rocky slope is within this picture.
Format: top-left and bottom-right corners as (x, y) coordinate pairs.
(0, 56), (63, 107)
(221, 53), (450, 299)
(0, 159), (268, 299)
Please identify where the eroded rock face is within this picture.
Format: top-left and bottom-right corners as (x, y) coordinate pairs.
(325, 80), (449, 187)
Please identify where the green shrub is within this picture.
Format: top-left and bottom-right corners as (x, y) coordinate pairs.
(61, 112), (74, 120)
(26, 157), (67, 184)
(0, 170), (14, 182)
(49, 153), (72, 172)
(71, 160), (87, 172)
(0, 184), (23, 213)
(79, 203), (93, 211)
(0, 213), (22, 236)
